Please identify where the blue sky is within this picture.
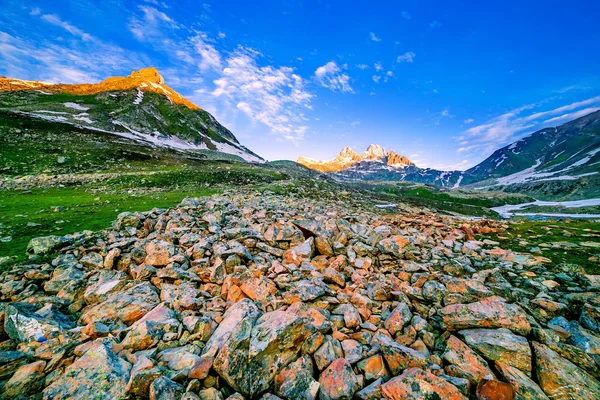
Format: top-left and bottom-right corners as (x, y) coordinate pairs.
(1, 0), (599, 169)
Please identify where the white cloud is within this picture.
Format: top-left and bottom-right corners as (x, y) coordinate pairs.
(128, 6), (179, 42)
(464, 118), (474, 124)
(217, 32), (226, 39)
(351, 120), (360, 126)
(372, 75), (381, 84)
(356, 64), (369, 70)
(370, 32), (381, 42)
(208, 47), (313, 142)
(397, 52), (416, 63)
(457, 97), (600, 158)
(40, 14), (93, 41)
(190, 35), (222, 71)
(374, 62), (383, 71)
(314, 61), (353, 93)
(441, 109), (450, 117)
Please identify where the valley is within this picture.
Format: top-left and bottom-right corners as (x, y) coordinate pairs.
(0, 66), (599, 400)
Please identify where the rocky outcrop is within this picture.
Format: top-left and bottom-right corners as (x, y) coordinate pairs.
(297, 144), (413, 172)
(0, 189), (599, 399)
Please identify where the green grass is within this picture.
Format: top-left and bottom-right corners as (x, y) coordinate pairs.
(0, 186), (221, 267)
(477, 219), (600, 274)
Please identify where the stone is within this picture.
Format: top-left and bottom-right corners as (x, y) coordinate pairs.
(440, 298), (531, 335)
(120, 303), (181, 351)
(113, 211), (142, 230)
(460, 328), (531, 374)
(283, 237), (314, 264)
(376, 334), (428, 375)
(533, 342), (600, 399)
(145, 240), (175, 266)
(3, 360), (46, 398)
(442, 335), (493, 385)
(43, 339), (132, 400)
(149, 376), (185, 400)
(213, 304), (312, 397)
(5, 303), (74, 342)
(357, 354), (389, 381)
(274, 355), (320, 400)
(384, 302), (412, 336)
(381, 367), (467, 400)
(27, 235), (70, 255)
(314, 336), (344, 371)
(80, 282), (160, 326)
(495, 361), (550, 400)
(282, 280), (325, 304)
(81, 252), (104, 269)
(318, 358), (358, 400)
(476, 379), (515, 400)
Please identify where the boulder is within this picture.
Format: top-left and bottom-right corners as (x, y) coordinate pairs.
(440, 298), (531, 335)
(460, 328), (531, 374)
(533, 342), (600, 399)
(274, 355), (320, 400)
(384, 302), (412, 336)
(318, 358), (358, 400)
(120, 303), (181, 351)
(381, 367), (467, 400)
(442, 335), (493, 385)
(5, 303), (74, 342)
(495, 361), (549, 400)
(43, 339), (132, 400)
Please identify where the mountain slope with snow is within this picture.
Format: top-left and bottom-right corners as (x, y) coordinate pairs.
(0, 69), (263, 163)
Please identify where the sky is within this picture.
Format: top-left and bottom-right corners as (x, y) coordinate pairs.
(1, 0), (599, 170)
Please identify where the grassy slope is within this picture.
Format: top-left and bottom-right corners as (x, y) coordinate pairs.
(477, 219), (600, 274)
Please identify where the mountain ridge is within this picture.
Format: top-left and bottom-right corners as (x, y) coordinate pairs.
(0, 67), (200, 111)
(297, 144), (413, 172)
(0, 68), (264, 163)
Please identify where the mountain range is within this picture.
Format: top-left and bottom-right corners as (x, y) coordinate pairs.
(1, 67), (598, 199)
(0, 68), (263, 163)
(297, 111), (600, 199)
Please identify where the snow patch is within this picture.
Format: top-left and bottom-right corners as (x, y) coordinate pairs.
(452, 175), (464, 188)
(492, 198), (600, 218)
(64, 102), (89, 111)
(133, 89), (144, 105)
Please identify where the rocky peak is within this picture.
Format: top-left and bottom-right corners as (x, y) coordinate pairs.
(387, 151), (413, 167)
(0, 68), (199, 110)
(362, 144), (387, 160)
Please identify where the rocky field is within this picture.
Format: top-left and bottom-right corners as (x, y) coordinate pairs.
(1, 189), (600, 399)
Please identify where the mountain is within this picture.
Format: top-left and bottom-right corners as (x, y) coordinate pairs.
(0, 68), (263, 162)
(297, 144), (413, 172)
(297, 111), (600, 199)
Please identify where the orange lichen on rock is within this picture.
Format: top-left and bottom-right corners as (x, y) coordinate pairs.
(0, 68), (200, 110)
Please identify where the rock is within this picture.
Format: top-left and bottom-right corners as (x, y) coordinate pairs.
(282, 280), (325, 304)
(43, 339), (132, 400)
(149, 376), (185, 400)
(381, 367), (467, 400)
(440, 298), (531, 335)
(442, 335), (493, 385)
(145, 240), (175, 266)
(120, 303), (181, 351)
(384, 302), (412, 336)
(377, 236), (409, 258)
(80, 282), (160, 326)
(3, 360), (46, 398)
(274, 355), (320, 400)
(318, 358), (358, 400)
(283, 237), (314, 264)
(357, 354), (389, 381)
(81, 252), (104, 269)
(356, 378), (383, 400)
(476, 379), (515, 400)
(496, 361), (549, 400)
(376, 334), (428, 375)
(5, 303), (73, 342)
(113, 211), (142, 230)
(580, 303), (600, 333)
(533, 342), (600, 399)
(213, 304), (312, 397)
(203, 299), (261, 355)
(460, 328), (531, 374)
(27, 235), (70, 255)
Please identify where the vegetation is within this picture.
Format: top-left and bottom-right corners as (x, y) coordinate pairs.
(477, 219), (600, 274)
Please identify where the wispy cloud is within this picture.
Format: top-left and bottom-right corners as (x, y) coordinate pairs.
(314, 61), (353, 93)
(401, 11), (411, 19)
(356, 64), (369, 70)
(396, 52), (416, 63)
(369, 32), (381, 42)
(457, 96), (600, 159)
(128, 5), (180, 42)
(429, 21), (442, 29)
(203, 46), (313, 142)
(40, 14), (93, 41)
